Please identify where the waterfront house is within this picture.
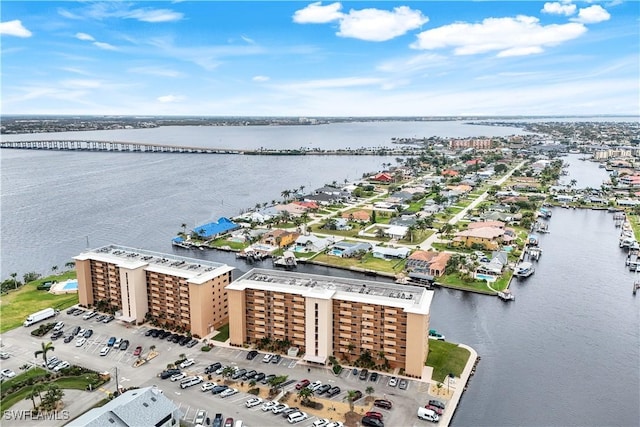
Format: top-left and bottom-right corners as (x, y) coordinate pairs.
(453, 226), (504, 250)
(329, 241), (372, 257)
(193, 217), (240, 239)
(372, 246), (410, 260)
(467, 221), (505, 230)
(294, 234), (332, 253)
(406, 250), (451, 277)
(475, 251), (509, 279)
(303, 193), (341, 205)
(275, 203), (308, 216)
(262, 229), (299, 248)
(372, 172), (394, 182)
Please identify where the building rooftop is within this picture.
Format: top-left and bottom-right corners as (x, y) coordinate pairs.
(228, 268), (433, 314)
(75, 244), (234, 284)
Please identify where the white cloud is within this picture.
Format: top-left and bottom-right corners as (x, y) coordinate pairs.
(541, 2), (577, 16)
(93, 41), (117, 51)
(157, 94), (184, 103)
(279, 76), (384, 91)
(241, 35), (256, 45)
(125, 8), (184, 23)
(293, 3), (427, 42)
(0, 20), (33, 37)
(61, 79), (103, 89)
(337, 6), (428, 42)
(252, 75), (270, 82)
(129, 66), (185, 78)
(293, 2), (343, 24)
(572, 5), (611, 24)
(75, 32), (95, 41)
(411, 15), (587, 57)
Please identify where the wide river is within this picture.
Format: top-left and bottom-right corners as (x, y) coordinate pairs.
(1, 122), (638, 426)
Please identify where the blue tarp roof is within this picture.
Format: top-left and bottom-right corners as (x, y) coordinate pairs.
(194, 217), (239, 238)
(172, 236), (184, 243)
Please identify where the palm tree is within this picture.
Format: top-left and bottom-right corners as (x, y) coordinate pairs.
(35, 341), (55, 366)
(222, 366), (235, 378)
(65, 261), (75, 270)
(181, 223), (187, 234)
(51, 265), (58, 274)
(299, 185), (305, 194)
(365, 385), (375, 398)
(10, 272), (18, 290)
(298, 386), (313, 404)
(344, 390), (358, 412)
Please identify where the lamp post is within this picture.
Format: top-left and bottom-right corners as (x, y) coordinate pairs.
(447, 372), (454, 394)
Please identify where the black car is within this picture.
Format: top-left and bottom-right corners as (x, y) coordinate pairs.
(370, 372), (379, 382)
(242, 370), (257, 380)
(246, 350), (258, 360)
(66, 308), (78, 315)
(73, 309), (85, 316)
(145, 329), (156, 337)
(212, 413), (223, 427)
(179, 336), (191, 346)
(71, 326), (81, 336)
(83, 329), (93, 338)
(271, 354), (282, 364)
(160, 331), (171, 339)
(261, 374), (275, 384)
(160, 369), (181, 379)
(64, 335), (74, 343)
(316, 384), (332, 395)
(151, 329), (161, 338)
(349, 390), (363, 402)
(211, 385), (229, 395)
(253, 372), (265, 382)
(231, 369), (247, 380)
(373, 399), (392, 410)
(326, 386), (341, 397)
(205, 362), (222, 374)
(428, 399), (446, 410)
(51, 330), (64, 340)
(361, 416), (384, 427)
(359, 369), (369, 380)
(119, 339), (130, 350)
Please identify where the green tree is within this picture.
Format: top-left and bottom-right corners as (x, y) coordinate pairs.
(41, 384), (64, 411)
(64, 261), (75, 270)
(23, 272), (41, 283)
(10, 272), (19, 290)
(365, 386), (375, 398)
(35, 341), (55, 366)
(344, 390), (358, 412)
(51, 265), (58, 274)
(298, 386), (313, 404)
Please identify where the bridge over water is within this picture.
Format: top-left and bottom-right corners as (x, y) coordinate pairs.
(0, 139), (421, 156)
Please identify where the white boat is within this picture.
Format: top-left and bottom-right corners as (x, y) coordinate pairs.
(514, 262), (535, 278)
(497, 290), (515, 301)
(273, 251), (297, 269)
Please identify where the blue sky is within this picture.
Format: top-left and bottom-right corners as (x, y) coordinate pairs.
(1, 1), (638, 116)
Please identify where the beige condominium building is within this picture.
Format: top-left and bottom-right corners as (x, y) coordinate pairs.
(74, 245), (234, 337)
(227, 268), (434, 378)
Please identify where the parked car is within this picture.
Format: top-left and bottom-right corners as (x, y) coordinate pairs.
(145, 329), (156, 337)
(271, 354), (282, 364)
(316, 384), (332, 395)
(326, 386), (341, 397)
(262, 374), (276, 384)
(133, 346), (143, 356)
(76, 328), (86, 337)
(287, 411), (308, 424)
(212, 414), (223, 427)
(51, 330), (64, 340)
(261, 401), (277, 411)
(43, 357), (59, 368)
(53, 361), (70, 372)
(63, 335), (74, 343)
(71, 326), (81, 336)
(53, 321), (65, 331)
(246, 350), (258, 360)
(365, 411), (383, 420)
(201, 382), (217, 392)
(373, 399), (393, 410)
(231, 368), (247, 380)
(242, 370), (257, 380)
(398, 379), (408, 390)
(194, 410), (207, 426)
(102, 315), (115, 323)
(313, 419), (330, 427)
(352, 368), (358, 376)
(272, 403), (289, 414)
(0, 352), (9, 360)
(326, 422), (344, 427)
(282, 407), (300, 418)
(350, 390), (363, 402)
(224, 418), (234, 427)
(75, 337), (87, 347)
(73, 309), (85, 316)
(170, 373), (187, 382)
(66, 308), (78, 315)
(83, 329), (93, 338)
(100, 346), (111, 356)
(119, 340), (130, 351)
(180, 376), (203, 389)
(82, 311), (97, 320)
(215, 365), (227, 375)
(417, 407), (439, 422)
(107, 337), (116, 347)
(245, 397), (262, 408)
(369, 372), (379, 382)
(160, 369), (181, 379)
(1, 369), (16, 378)
(205, 362), (222, 374)
(428, 399), (446, 410)
(179, 336), (191, 346)
(262, 353), (273, 363)
(114, 338), (123, 348)
(186, 338), (199, 348)
(220, 388), (238, 398)
(425, 403), (444, 416)
(95, 314), (106, 322)
(295, 379), (310, 390)
(306, 380), (322, 392)
(359, 369), (369, 380)
(361, 416), (384, 427)
(211, 385), (229, 395)
(388, 377), (398, 387)
(180, 358), (195, 369)
(254, 372), (266, 382)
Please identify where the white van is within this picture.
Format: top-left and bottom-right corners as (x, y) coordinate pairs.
(233, 421), (243, 427)
(180, 376), (203, 389)
(417, 407), (439, 422)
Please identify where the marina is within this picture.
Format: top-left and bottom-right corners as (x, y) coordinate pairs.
(513, 262), (535, 278)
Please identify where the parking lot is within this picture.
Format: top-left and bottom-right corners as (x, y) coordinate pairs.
(1, 308), (443, 427)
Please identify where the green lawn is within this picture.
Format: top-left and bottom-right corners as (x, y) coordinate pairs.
(1, 272), (78, 333)
(438, 273), (497, 294)
(209, 239), (247, 251)
(312, 253), (405, 274)
(212, 323), (230, 342)
(426, 340), (471, 383)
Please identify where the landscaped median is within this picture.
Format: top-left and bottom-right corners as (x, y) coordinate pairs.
(0, 366), (110, 411)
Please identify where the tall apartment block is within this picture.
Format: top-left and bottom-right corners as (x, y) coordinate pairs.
(74, 245), (234, 337)
(226, 268), (434, 378)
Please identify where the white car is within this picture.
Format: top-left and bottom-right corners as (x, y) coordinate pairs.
(0, 352), (9, 360)
(1, 369), (16, 378)
(262, 353), (273, 363)
(215, 365), (226, 375)
(326, 422), (344, 427)
(76, 328), (86, 336)
(75, 337), (87, 347)
(388, 376), (398, 387)
(53, 321), (64, 331)
(261, 401), (276, 411)
(313, 419), (330, 427)
(219, 387), (238, 398)
(287, 411), (308, 424)
(53, 361), (70, 372)
(194, 409), (207, 426)
(201, 382), (217, 392)
(100, 346), (110, 356)
(180, 358), (195, 369)
(245, 397), (263, 408)
(171, 373), (187, 382)
(272, 403), (289, 414)
(43, 357), (59, 368)
(307, 380), (322, 391)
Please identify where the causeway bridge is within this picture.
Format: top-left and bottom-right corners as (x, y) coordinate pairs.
(0, 139), (421, 156)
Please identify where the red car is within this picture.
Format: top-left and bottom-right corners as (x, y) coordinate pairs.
(133, 346), (143, 356)
(223, 418), (233, 427)
(365, 411), (383, 420)
(425, 404), (444, 415)
(295, 379), (310, 390)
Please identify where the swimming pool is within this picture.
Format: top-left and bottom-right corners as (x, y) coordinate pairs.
(62, 280), (78, 290)
(475, 273), (496, 282)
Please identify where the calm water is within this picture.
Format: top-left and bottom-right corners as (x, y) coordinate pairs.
(559, 153), (610, 189)
(1, 122), (638, 426)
